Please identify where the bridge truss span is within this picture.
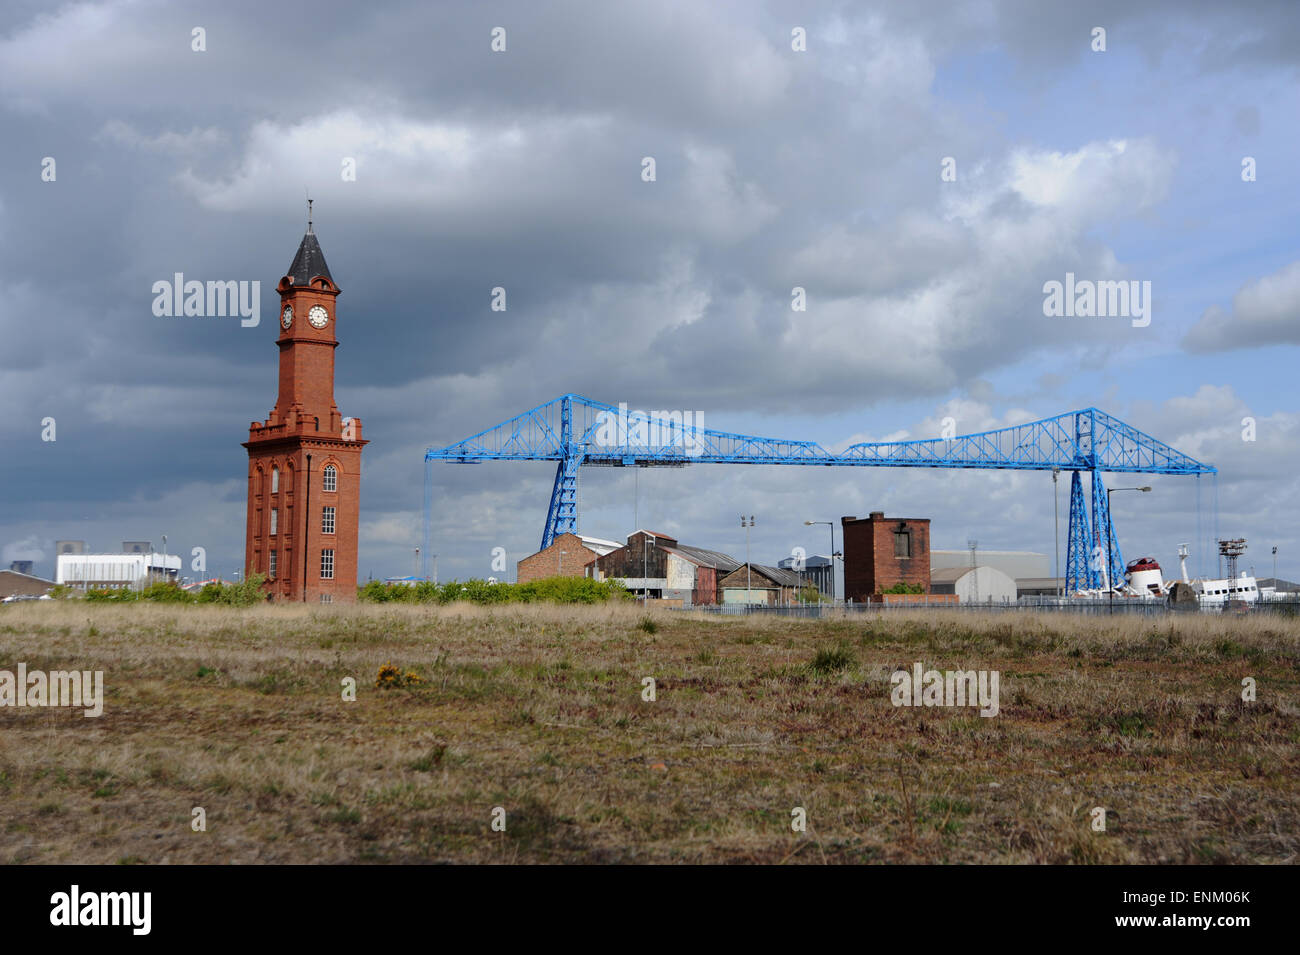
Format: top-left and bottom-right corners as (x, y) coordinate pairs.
(424, 395), (1216, 593)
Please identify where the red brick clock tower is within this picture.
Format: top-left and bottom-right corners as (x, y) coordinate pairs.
(243, 206), (367, 602)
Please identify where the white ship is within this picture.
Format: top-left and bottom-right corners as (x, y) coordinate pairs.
(1192, 575), (1260, 605)
(1064, 556), (1166, 598)
(1175, 543), (1260, 607)
(1066, 542), (1267, 607)
(1123, 556), (1166, 597)
(1065, 555), (1167, 598)
(1083, 545), (1262, 606)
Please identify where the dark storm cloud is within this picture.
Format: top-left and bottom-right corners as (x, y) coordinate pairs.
(1, 0), (1297, 580)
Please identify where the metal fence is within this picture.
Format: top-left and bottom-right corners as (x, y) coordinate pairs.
(673, 597), (1300, 618)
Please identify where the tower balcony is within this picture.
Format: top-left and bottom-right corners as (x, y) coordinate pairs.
(246, 413), (365, 444)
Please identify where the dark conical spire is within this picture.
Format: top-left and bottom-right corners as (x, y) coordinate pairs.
(286, 198), (333, 285)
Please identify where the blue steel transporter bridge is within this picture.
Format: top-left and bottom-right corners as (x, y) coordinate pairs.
(425, 395), (1216, 594)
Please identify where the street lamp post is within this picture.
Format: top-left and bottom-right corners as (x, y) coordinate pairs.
(968, 539), (978, 603)
(804, 520), (835, 603)
(1273, 546), (1278, 589)
(1106, 486), (1152, 613)
(633, 469), (639, 602)
(641, 533), (654, 605)
(741, 516), (754, 605)
(1051, 468), (1061, 598)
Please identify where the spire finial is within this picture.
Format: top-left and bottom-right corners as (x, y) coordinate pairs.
(307, 196), (314, 234)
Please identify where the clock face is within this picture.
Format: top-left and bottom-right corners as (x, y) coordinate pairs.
(281, 305), (293, 329)
(309, 305), (329, 329)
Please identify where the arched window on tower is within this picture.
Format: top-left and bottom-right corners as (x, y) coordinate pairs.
(323, 465), (337, 492)
(314, 416), (320, 431)
(271, 467), (279, 494)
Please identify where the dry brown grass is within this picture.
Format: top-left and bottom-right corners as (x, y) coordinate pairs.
(0, 602), (1297, 864)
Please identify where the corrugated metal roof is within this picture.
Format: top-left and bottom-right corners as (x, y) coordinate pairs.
(752, 563), (801, 586)
(0, 569), (55, 585)
(778, 555), (833, 569)
(932, 565), (1021, 585)
(662, 544), (739, 572)
(1259, 577), (1300, 591)
(725, 563), (801, 587)
(931, 566), (976, 583)
(576, 535), (621, 556)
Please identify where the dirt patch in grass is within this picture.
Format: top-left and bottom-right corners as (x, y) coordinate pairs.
(0, 602), (1296, 863)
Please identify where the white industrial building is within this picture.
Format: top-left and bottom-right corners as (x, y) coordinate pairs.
(929, 565), (1019, 603)
(931, 550), (1049, 580)
(57, 552), (183, 590)
(776, 554), (834, 597)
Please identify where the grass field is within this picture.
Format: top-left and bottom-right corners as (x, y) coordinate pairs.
(1, 602), (1297, 864)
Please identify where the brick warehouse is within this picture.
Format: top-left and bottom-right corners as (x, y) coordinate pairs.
(516, 533), (621, 583)
(243, 209), (367, 603)
(0, 569), (54, 600)
(717, 563), (802, 605)
(840, 512), (932, 602)
(588, 531), (739, 605)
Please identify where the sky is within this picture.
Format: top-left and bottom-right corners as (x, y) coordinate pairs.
(1, 0), (1297, 588)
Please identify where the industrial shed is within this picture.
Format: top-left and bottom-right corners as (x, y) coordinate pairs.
(929, 565), (1018, 603)
(516, 533), (621, 583)
(0, 569), (54, 600)
(589, 531), (739, 605)
(718, 563), (802, 606)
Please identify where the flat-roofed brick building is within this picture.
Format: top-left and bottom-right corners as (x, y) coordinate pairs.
(841, 512), (932, 602)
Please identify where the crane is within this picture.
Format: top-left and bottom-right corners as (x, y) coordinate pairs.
(424, 394), (1216, 593)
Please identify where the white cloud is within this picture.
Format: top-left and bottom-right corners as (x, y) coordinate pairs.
(1183, 259), (1300, 352)
(755, 137), (1179, 405)
(98, 120), (228, 154)
(2, 534), (45, 563)
(0, 0), (175, 113)
(174, 110), (780, 247)
(1006, 138), (1174, 222)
